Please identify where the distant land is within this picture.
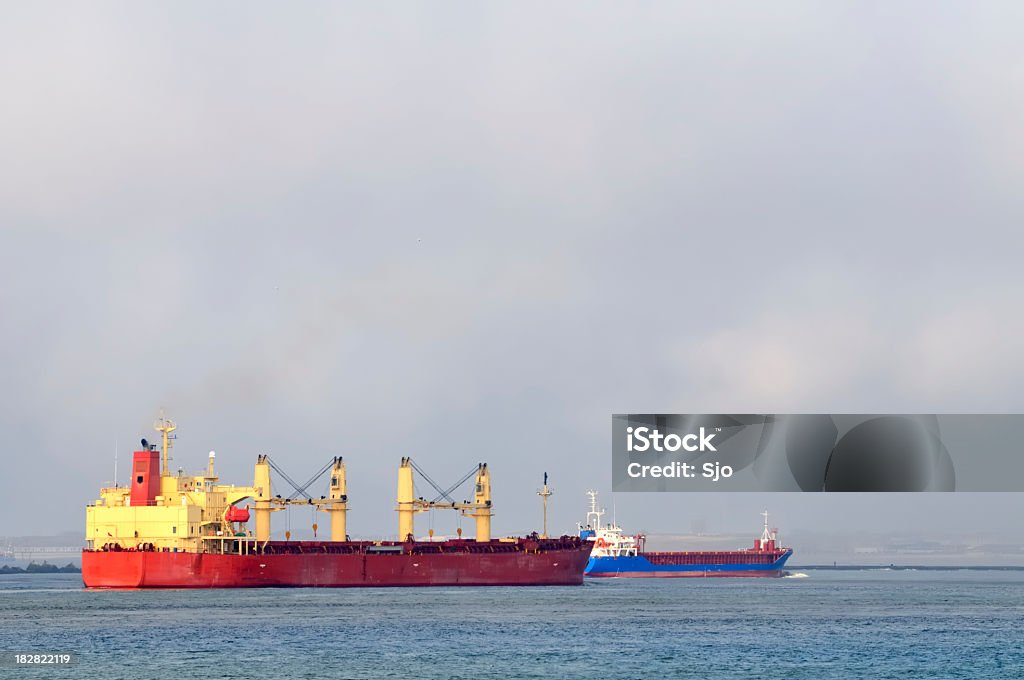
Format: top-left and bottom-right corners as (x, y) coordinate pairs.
(0, 561), (81, 574)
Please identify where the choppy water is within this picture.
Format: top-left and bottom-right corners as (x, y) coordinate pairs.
(1, 570), (1022, 679)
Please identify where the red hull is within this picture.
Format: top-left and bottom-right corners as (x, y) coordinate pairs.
(82, 538), (592, 588)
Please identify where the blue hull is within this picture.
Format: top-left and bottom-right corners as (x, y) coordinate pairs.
(585, 550), (793, 578)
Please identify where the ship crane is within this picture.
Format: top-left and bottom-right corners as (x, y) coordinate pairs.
(253, 455), (348, 542)
(397, 458), (492, 542)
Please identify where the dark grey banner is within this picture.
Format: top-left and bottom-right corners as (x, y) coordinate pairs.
(612, 415), (1024, 492)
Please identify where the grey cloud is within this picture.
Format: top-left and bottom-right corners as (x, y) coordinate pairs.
(0, 3), (1022, 547)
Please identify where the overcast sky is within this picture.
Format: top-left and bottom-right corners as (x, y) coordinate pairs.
(1, 3), (1022, 545)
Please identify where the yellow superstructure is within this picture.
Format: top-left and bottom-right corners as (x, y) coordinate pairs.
(85, 419), (349, 554)
(86, 451), (263, 553)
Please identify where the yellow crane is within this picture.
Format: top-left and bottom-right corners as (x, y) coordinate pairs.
(396, 458), (492, 542)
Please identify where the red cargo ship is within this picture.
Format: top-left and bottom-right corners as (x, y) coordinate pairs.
(83, 417), (591, 588)
(82, 537), (589, 588)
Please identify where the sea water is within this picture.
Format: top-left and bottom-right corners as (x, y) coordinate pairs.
(1, 570), (1022, 679)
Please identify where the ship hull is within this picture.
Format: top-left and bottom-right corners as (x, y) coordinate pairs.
(585, 549), (792, 578)
(82, 539), (591, 588)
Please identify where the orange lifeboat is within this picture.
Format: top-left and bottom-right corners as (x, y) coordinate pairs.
(225, 505), (250, 523)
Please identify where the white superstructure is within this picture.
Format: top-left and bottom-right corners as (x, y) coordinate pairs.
(578, 490), (639, 558)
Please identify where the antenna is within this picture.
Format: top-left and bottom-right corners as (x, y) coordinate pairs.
(114, 436), (118, 488)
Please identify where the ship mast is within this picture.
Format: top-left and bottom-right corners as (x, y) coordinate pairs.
(761, 510), (774, 543)
(585, 490), (604, 530)
(537, 472), (553, 538)
(154, 414), (177, 477)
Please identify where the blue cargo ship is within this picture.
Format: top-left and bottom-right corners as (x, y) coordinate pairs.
(579, 492), (793, 578)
